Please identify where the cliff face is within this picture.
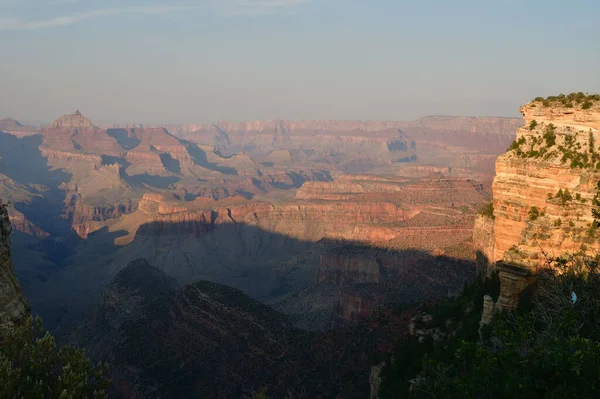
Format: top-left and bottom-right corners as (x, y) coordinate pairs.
(0, 205), (30, 330)
(317, 252), (382, 285)
(474, 96), (600, 310)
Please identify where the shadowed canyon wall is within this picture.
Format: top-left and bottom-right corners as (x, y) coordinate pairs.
(0, 205), (30, 330)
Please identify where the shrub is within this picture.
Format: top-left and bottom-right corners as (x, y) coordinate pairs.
(528, 206), (540, 221)
(543, 124), (556, 147)
(582, 101), (593, 110)
(479, 202), (495, 220)
(408, 261), (600, 399)
(0, 317), (109, 398)
(556, 188), (574, 206)
(554, 218), (562, 227)
(529, 120), (538, 130)
(508, 137), (526, 152)
(587, 221), (599, 238)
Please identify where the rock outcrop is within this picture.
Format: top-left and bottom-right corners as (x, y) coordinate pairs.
(474, 94), (600, 311)
(0, 204), (30, 330)
(51, 110), (96, 129)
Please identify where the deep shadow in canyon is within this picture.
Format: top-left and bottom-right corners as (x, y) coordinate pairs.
(21, 216), (476, 349)
(59, 222), (476, 399)
(0, 133), (73, 237)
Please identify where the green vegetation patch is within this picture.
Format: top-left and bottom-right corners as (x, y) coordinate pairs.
(532, 92), (600, 108)
(0, 317), (109, 398)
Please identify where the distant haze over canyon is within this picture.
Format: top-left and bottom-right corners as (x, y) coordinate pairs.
(0, 107), (522, 396)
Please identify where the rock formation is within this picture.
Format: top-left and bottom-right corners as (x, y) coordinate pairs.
(0, 110), (517, 336)
(0, 204), (30, 330)
(479, 295), (495, 328)
(474, 94), (600, 311)
(51, 110), (96, 129)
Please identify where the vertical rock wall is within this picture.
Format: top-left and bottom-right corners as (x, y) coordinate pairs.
(474, 97), (600, 311)
(0, 205), (30, 330)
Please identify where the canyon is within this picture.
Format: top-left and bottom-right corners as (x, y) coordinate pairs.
(0, 111), (521, 336)
(0, 108), (533, 397)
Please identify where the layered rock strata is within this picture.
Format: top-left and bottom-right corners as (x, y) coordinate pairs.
(474, 96), (600, 311)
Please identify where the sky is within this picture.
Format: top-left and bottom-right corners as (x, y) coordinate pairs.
(1, 0), (599, 124)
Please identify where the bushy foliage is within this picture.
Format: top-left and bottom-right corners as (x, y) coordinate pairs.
(528, 120), (538, 130)
(555, 188), (573, 206)
(478, 202), (495, 220)
(0, 317), (109, 398)
(407, 255), (600, 399)
(379, 275), (500, 398)
(252, 386), (269, 399)
(534, 93), (599, 108)
(528, 206), (540, 221)
(507, 137), (526, 155)
(543, 124), (556, 147)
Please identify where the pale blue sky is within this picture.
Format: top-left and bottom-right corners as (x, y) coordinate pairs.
(1, 0), (599, 124)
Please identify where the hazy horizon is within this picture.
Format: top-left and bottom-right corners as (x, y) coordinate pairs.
(2, 0), (599, 124)
(2, 112), (524, 128)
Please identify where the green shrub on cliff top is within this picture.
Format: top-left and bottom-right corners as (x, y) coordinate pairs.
(0, 317), (109, 398)
(528, 120), (538, 130)
(534, 93), (599, 108)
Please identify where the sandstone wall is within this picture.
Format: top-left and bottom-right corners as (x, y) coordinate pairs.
(474, 99), (600, 310)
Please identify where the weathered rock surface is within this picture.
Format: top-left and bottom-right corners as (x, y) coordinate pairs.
(0, 205), (30, 330)
(51, 110), (96, 129)
(479, 294), (495, 328)
(474, 97), (600, 310)
(317, 251), (381, 285)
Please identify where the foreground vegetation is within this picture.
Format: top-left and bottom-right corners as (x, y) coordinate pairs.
(380, 255), (600, 398)
(380, 182), (600, 398)
(0, 317), (109, 398)
(1, 200), (108, 398)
